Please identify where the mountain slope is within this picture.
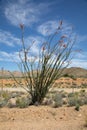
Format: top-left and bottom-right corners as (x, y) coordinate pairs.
(0, 67), (87, 78)
(62, 67), (87, 78)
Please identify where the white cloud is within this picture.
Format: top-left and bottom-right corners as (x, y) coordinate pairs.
(69, 59), (87, 69)
(68, 50), (87, 69)
(25, 36), (44, 55)
(4, 0), (50, 27)
(74, 51), (87, 61)
(0, 29), (20, 46)
(0, 51), (20, 62)
(61, 21), (73, 34)
(0, 44), (87, 69)
(0, 28), (44, 50)
(25, 36), (44, 46)
(37, 20), (74, 36)
(0, 35), (44, 62)
(37, 21), (59, 36)
(77, 35), (87, 43)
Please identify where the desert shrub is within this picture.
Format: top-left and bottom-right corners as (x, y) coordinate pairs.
(60, 91), (67, 98)
(0, 91), (11, 101)
(16, 97), (30, 108)
(77, 97), (85, 106)
(68, 92), (79, 98)
(0, 98), (7, 108)
(68, 95), (84, 107)
(77, 91), (87, 105)
(69, 75), (76, 80)
(79, 89), (86, 97)
(68, 96), (77, 106)
(68, 92), (74, 97)
(83, 96), (87, 105)
(80, 89), (86, 93)
(52, 93), (63, 108)
(63, 73), (69, 77)
(75, 103), (80, 111)
(10, 21), (76, 105)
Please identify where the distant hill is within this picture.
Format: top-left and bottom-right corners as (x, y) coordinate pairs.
(0, 67), (87, 78)
(62, 67), (87, 78)
(0, 70), (22, 78)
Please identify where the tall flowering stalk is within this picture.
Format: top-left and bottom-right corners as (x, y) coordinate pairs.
(12, 21), (76, 105)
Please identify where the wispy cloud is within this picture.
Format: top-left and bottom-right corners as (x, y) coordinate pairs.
(4, 0), (50, 27)
(68, 50), (87, 69)
(37, 21), (59, 36)
(0, 51), (19, 62)
(0, 29), (20, 47)
(77, 35), (87, 44)
(74, 51), (87, 60)
(73, 34), (87, 51)
(0, 28), (44, 50)
(69, 59), (87, 69)
(25, 36), (44, 55)
(37, 20), (74, 36)
(0, 34), (44, 62)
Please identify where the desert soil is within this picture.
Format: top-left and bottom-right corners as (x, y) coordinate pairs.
(1, 77), (87, 88)
(0, 106), (87, 130)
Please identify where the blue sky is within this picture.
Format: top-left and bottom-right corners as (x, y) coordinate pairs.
(0, 0), (87, 71)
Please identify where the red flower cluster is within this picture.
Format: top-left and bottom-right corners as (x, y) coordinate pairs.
(42, 46), (45, 51)
(63, 44), (67, 48)
(61, 35), (67, 39)
(59, 20), (62, 26)
(20, 24), (24, 30)
(59, 43), (67, 48)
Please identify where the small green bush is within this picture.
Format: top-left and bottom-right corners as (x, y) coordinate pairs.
(68, 92), (78, 98)
(79, 89), (86, 97)
(16, 97), (30, 108)
(0, 99), (7, 108)
(80, 89), (85, 93)
(83, 96), (87, 105)
(1, 91), (11, 101)
(68, 97), (77, 106)
(52, 93), (63, 108)
(68, 95), (84, 107)
(75, 103), (80, 111)
(58, 91), (67, 98)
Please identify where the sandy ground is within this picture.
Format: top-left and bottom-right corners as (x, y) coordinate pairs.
(0, 106), (87, 130)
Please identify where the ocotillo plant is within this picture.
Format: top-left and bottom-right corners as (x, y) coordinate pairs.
(12, 21), (76, 105)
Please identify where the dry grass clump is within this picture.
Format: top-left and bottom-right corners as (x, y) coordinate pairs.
(16, 97), (30, 108)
